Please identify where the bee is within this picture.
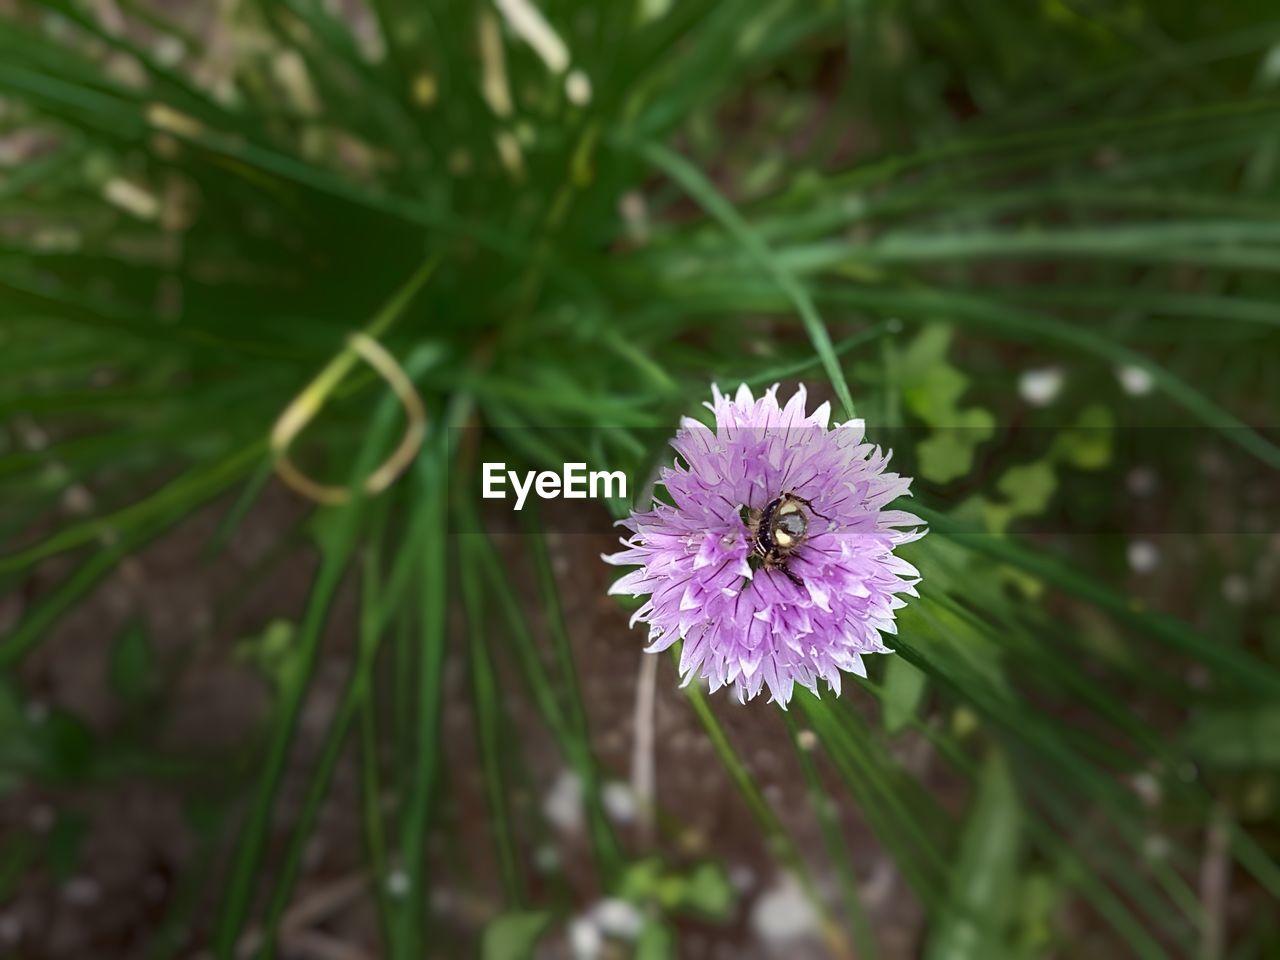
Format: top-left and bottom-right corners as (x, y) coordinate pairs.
(741, 491), (829, 587)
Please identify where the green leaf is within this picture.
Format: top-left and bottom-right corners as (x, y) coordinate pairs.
(981, 460), (1058, 533)
(882, 656), (929, 734)
(635, 920), (677, 960)
(917, 409), (996, 484)
(234, 619), (299, 689)
(108, 620), (153, 704)
(900, 326), (967, 422)
(619, 857), (666, 901)
(40, 710), (96, 783)
(677, 861), (734, 919)
(1015, 872), (1060, 954)
(1050, 404), (1114, 470)
(897, 325), (995, 483)
(621, 858), (734, 921)
(45, 811), (89, 880)
(1185, 708), (1280, 768)
(925, 750), (1023, 960)
(480, 911), (553, 960)
(0, 698), (96, 786)
(996, 462), (1057, 517)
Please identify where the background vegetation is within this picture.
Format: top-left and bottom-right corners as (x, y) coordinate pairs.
(1, 0), (1278, 957)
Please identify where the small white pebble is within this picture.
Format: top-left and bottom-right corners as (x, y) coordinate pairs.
(1261, 42), (1280, 83)
(495, 0), (570, 72)
(385, 869), (410, 898)
(751, 873), (818, 945)
(639, 0), (672, 20)
(18, 421), (48, 450)
(1127, 540), (1159, 574)
(1143, 834), (1171, 861)
(1131, 771), (1161, 806)
(601, 781), (636, 825)
(1018, 367), (1064, 407)
(796, 729), (818, 751)
(543, 769), (583, 834)
(104, 178), (160, 221)
(565, 69), (592, 106)
(62, 485), (94, 515)
(1222, 574), (1249, 605)
(153, 36), (185, 67)
(618, 190), (650, 245)
(568, 915), (603, 960)
(1126, 466), (1158, 497)
(1117, 365), (1154, 396)
(591, 898), (644, 940)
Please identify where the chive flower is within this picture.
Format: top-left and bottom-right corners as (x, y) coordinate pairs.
(605, 384), (925, 705)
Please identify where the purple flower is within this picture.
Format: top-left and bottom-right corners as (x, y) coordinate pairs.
(604, 384), (925, 706)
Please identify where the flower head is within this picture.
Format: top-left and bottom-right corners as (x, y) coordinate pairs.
(605, 383), (925, 706)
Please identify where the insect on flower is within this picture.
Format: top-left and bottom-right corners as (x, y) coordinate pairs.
(741, 491), (831, 587)
(604, 383), (925, 706)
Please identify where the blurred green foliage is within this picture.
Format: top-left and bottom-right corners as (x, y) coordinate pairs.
(1, 0), (1279, 957)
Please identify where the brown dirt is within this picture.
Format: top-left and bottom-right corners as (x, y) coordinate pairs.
(1, 485), (937, 960)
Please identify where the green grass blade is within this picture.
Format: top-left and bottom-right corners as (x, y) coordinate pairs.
(783, 711), (879, 960)
(639, 140), (858, 419)
(461, 538), (524, 905)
